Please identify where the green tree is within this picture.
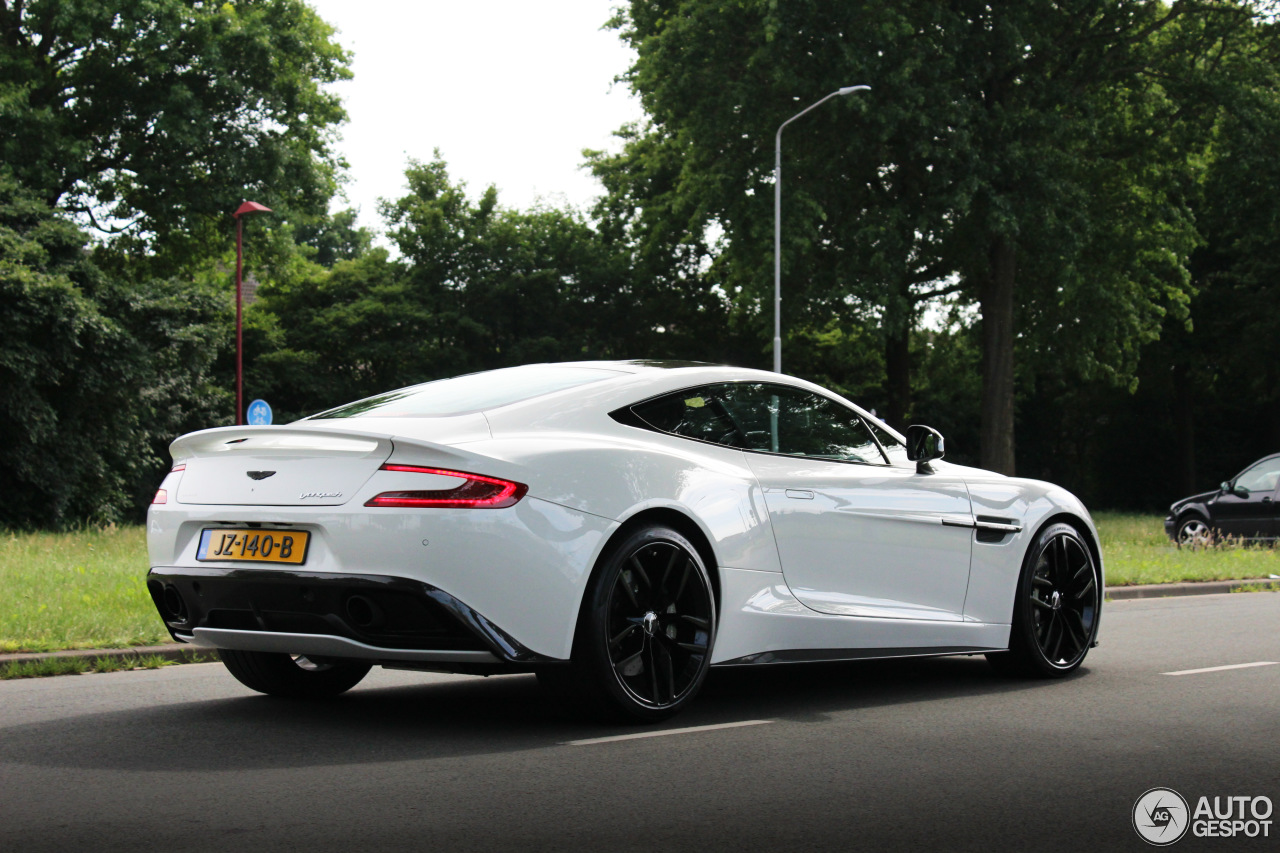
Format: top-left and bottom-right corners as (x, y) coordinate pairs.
(0, 174), (230, 526)
(0, 173), (130, 525)
(249, 247), (414, 416)
(0, 0), (350, 267)
(586, 124), (748, 366)
(251, 157), (635, 416)
(1176, 70), (1280, 475)
(294, 208), (374, 268)
(248, 153), (750, 423)
(606, 0), (1272, 473)
(380, 156), (707, 374)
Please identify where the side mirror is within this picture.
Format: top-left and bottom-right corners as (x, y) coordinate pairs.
(1221, 481), (1249, 498)
(905, 424), (945, 473)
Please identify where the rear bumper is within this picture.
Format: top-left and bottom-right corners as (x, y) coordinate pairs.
(188, 628), (501, 666)
(146, 496), (617, 659)
(148, 567), (562, 673)
(1164, 515), (1176, 541)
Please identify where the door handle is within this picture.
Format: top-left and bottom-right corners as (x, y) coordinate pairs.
(785, 489), (815, 500)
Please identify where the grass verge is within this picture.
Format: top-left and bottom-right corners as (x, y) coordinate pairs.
(2, 517), (1277, 655)
(0, 525), (169, 653)
(0, 652), (192, 680)
(1094, 512), (1280, 586)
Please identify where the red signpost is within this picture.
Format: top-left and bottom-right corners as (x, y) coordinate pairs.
(233, 201), (272, 425)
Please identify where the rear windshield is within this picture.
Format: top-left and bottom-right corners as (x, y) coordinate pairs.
(308, 366), (624, 419)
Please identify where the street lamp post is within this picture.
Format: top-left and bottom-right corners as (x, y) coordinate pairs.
(774, 85), (870, 374)
(233, 200), (272, 425)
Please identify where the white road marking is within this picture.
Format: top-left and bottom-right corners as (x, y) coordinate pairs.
(563, 719), (774, 746)
(1162, 661), (1278, 676)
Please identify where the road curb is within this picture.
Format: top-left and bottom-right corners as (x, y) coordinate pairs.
(0, 643), (215, 669)
(1106, 577), (1280, 600)
(4, 577), (1278, 669)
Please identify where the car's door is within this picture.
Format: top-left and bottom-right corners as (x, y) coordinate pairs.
(1211, 456), (1280, 540)
(1269, 480), (1280, 540)
(633, 382), (974, 621)
(1267, 480), (1280, 540)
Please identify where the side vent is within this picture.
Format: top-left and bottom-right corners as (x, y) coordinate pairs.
(975, 515), (1021, 544)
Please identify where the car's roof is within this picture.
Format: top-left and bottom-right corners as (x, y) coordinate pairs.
(496, 360), (815, 405)
(1238, 452), (1280, 472)
(299, 360), (902, 444)
(480, 361), (901, 440)
(306, 361), (771, 420)
(552, 359), (722, 372)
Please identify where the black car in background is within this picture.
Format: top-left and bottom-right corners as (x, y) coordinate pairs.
(1165, 453), (1280, 545)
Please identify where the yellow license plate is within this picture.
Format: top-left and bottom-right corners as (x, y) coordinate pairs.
(196, 529), (309, 564)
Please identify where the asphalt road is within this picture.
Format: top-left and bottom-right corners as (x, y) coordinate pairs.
(1, 592), (1277, 852)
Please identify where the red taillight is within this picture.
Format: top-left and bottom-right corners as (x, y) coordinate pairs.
(152, 488), (168, 505)
(171, 463), (186, 472)
(365, 464), (528, 509)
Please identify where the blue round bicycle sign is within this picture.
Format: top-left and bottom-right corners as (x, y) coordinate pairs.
(246, 399), (272, 426)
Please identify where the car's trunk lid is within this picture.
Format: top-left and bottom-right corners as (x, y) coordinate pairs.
(171, 427), (393, 507)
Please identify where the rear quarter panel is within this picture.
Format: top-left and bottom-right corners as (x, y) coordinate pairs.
(460, 430), (784, 575)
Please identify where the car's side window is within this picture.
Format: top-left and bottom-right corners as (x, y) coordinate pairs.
(1235, 457), (1280, 493)
(631, 382), (892, 465)
(627, 390), (741, 446)
(764, 385), (886, 464)
(863, 416), (910, 466)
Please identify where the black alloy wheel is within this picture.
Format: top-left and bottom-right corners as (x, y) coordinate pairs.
(553, 525), (716, 722)
(219, 648), (372, 698)
(987, 522), (1100, 678)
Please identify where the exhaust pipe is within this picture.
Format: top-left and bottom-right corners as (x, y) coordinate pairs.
(161, 585), (189, 624)
(344, 594), (385, 630)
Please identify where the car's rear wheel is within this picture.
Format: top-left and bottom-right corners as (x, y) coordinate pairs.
(987, 522), (1100, 678)
(1176, 514), (1213, 547)
(546, 525), (716, 722)
(219, 649), (372, 698)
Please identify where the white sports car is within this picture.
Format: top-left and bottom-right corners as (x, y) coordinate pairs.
(147, 361), (1102, 720)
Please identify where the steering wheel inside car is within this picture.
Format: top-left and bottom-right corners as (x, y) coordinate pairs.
(708, 398), (749, 447)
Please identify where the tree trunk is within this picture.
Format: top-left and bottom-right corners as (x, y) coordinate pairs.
(883, 324), (911, 430)
(1173, 361), (1196, 495)
(979, 238), (1017, 475)
(883, 281), (912, 429)
(1270, 366), (1280, 453)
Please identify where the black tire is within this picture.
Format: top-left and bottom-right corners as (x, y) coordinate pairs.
(547, 525), (717, 723)
(986, 522), (1100, 678)
(219, 649), (372, 698)
(1175, 514), (1213, 548)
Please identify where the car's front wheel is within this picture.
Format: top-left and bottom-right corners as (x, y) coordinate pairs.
(1176, 514), (1213, 547)
(987, 522), (1100, 678)
(548, 524), (717, 722)
(219, 649), (372, 698)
